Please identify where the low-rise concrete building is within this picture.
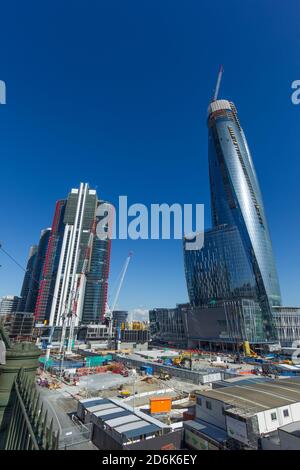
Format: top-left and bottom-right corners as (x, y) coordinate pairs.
(261, 421), (300, 450)
(184, 378), (300, 449)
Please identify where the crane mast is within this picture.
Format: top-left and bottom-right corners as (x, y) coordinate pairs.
(60, 220), (96, 355)
(106, 252), (132, 339)
(212, 64), (224, 101)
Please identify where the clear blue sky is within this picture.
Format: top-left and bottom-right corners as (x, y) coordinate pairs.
(0, 1), (299, 314)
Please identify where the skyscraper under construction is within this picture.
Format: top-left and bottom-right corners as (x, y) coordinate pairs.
(184, 69), (281, 343)
(34, 183), (111, 326)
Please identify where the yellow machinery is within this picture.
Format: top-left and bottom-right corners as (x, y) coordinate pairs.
(119, 390), (131, 398)
(172, 351), (192, 367)
(125, 321), (146, 330)
(173, 356), (182, 366)
(243, 341), (258, 357)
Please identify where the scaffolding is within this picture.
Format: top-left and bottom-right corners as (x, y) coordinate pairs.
(273, 307), (300, 347)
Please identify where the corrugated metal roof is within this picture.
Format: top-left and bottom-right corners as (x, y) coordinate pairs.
(122, 424), (159, 439)
(80, 397), (103, 404)
(87, 403), (116, 413)
(94, 406), (124, 417)
(83, 398), (109, 409)
(96, 410), (131, 421)
(184, 419), (227, 443)
(105, 414), (142, 428)
(116, 419), (154, 434)
(197, 379), (300, 414)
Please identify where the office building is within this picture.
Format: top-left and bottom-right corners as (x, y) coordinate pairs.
(149, 301), (265, 349)
(149, 304), (188, 348)
(17, 246), (37, 312)
(35, 183), (111, 326)
(0, 296), (20, 315)
(184, 80), (281, 343)
(34, 200), (66, 323)
(272, 307), (300, 347)
(18, 229), (51, 314)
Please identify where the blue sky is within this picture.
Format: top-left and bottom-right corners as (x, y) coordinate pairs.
(0, 1), (299, 314)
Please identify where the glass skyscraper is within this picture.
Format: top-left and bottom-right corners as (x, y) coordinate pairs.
(184, 96), (281, 342)
(34, 183), (111, 326)
(17, 229), (51, 314)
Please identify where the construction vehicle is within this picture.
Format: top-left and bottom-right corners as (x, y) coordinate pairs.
(172, 352), (192, 369)
(243, 341), (258, 358)
(159, 373), (170, 381)
(118, 390), (131, 398)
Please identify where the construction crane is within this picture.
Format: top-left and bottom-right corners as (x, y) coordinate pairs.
(60, 220), (96, 355)
(105, 252), (132, 339)
(212, 64), (224, 101)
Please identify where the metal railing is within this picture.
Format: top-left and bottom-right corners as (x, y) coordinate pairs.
(4, 370), (59, 450)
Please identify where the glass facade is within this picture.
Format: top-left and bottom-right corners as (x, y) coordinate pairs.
(149, 304), (188, 347)
(184, 98), (281, 342)
(184, 225), (258, 306)
(272, 307), (300, 347)
(34, 185), (111, 325)
(34, 200), (66, 322)
(18, 229), (51, 314)
(17, 245), (38, 312)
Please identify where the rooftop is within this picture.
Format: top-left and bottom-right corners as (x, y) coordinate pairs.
(79, 396), (170, 443)
(280, 421), (300, 438)
(184, 419), (228, 444)
(197, 378), (300, 416)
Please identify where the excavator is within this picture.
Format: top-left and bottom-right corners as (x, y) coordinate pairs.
(172, 351), (192, 369)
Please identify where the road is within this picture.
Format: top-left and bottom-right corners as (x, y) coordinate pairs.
(38, 386), (97, 450)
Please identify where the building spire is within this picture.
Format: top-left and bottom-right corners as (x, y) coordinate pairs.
(212, 65), (224, 101)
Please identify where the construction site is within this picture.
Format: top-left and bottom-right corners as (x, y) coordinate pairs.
(29, 332), (300, 449)
(2, 244), (300, 450)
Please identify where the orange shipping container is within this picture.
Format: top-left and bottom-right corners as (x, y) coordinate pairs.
(150, 396), (172, 414)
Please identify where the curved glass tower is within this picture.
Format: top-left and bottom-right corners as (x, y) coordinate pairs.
(207, 99), (281, 309)
(184, 90), (281, 342)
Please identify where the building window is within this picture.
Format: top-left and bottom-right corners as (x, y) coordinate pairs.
(271, 412), (277, 421)
(206, 401), (212, 410)
(283, 409), (289, 418)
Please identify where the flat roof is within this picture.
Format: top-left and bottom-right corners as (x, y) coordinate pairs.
(77, 397), (171, 442)
(197, 378), (300, 415)
(87, 402), (115, 413)
(81, 398), (110, 408)
(105, 414), (141, 428)
(122, 424), (159, 440)
(184, 419), (228, 444)
(93, 406), (124, 417)
(95, 410), (130, 421)
(115, 420), (160, 439)
(279, 421), (300, 437)
(212, 376), (272, 388)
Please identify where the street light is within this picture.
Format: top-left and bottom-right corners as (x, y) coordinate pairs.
(131, 369), (137, 411)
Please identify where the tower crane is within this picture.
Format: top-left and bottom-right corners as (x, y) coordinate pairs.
(59, 220), (96, 355)
(104, 252), (132, 340)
